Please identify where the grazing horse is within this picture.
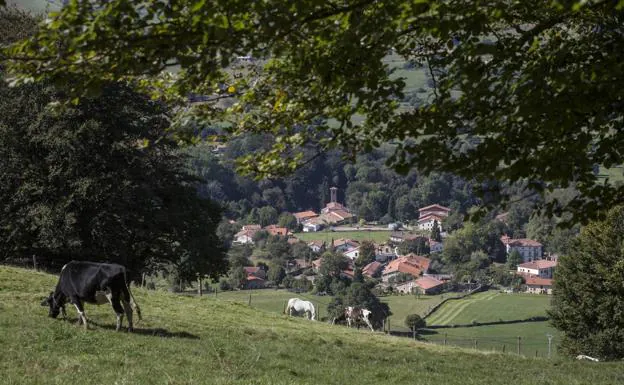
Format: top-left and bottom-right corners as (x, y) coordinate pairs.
(345, 306), (374, 331)
(285, 298), (316, 320)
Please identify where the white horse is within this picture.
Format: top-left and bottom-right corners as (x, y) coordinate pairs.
(285, 298), (316, 320)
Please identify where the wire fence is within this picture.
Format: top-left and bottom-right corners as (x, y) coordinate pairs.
(421, 332), (557, 358)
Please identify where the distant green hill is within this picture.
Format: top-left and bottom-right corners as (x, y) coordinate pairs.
(1, 265), (622, 384)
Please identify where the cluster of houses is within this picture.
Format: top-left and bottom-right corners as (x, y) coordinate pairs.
(233, 224), (292, 245)
(232, 197), (555, 295)
(499, 234), (557, 294)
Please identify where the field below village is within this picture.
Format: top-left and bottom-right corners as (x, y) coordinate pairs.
(210, 288), (561, 357)
(2, 266), (623, 385)
(293, 230), (392, 244)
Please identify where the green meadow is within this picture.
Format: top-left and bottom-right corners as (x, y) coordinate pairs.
(293, 230), (392, 244)
(2, 266), (623, 385)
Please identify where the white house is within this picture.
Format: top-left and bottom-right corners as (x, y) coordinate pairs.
(307, 240), (325, 253)
(525, 277), (553, 294)
(502, 235), (543, 262)
(233, 225), (261, 245)
(343, 247), (360, 261)
(517, 260), (557, 278)
(417, 204), (451, 231)
(303, 219), (324, 232)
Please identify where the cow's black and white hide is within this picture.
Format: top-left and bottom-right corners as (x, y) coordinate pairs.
(41, 261), (141, 331)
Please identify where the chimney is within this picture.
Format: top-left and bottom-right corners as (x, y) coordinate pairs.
(330, 186), (338, 203)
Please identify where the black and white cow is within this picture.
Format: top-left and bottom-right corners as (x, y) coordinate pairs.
(331, 306), (374, 331)
(345, 306), (374, 331)
(41, 261), (142, 331)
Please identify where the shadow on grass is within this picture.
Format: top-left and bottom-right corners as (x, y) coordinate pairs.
(82, 319), (200, 340)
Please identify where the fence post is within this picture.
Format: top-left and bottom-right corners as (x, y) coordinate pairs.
(474, 339), (477, 350)
(382, 318), (385, 333)
(444, 333), (447, 346)
(503, 344), (506, 353)
(198, 275), (203, 296)
(248, 292), (252, 306)
(535, 350), (538, 358)
(517, 336), (521, 355)
(32, 255), (37, 271)
(413, 329), (416, 340)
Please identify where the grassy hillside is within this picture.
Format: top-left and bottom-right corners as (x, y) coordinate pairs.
(1, 266), (622, 385)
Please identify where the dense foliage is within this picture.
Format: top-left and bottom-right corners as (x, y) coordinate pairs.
(0, 80), (227, 280)
(0, 7), (230, 281)
(550, 206), (624, 360)
(5, 1), (624, 224)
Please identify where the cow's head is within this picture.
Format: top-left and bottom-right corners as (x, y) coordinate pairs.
(41, 292), (62, 318)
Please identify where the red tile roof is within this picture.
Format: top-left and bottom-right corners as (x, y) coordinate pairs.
(383, 255), (431, 278)
(526, 277), (553, 286)
(404, 254), (431, 272)
(508, 238), (543, 247)
(330, 209), (354, 220)
(415, 276), (444, 290)
(334, 238), (360, 248)
(362, 261), (382, 277)
(246, 275), (265, 281)
(293, 211), (318, 219)
(417, 214), (445, 223)
(264, 225), (289, 236)
(518, 260), (557, 269)
(418, 204), (451, 213)
(243, 267), (262, 274)
(324, 202), (346, 210)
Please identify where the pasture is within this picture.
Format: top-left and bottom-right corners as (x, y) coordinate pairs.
(425, 291), (551, 326)
(2, 265), (623, 385)
(213, 289), (334, 320)
(293, 230), (392, 243)
(381, 293), (456, 331)
(421, 290), (559, 357)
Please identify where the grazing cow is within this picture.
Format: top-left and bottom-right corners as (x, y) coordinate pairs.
(340, 306), (374, 331)
(41, 261), (141, 331)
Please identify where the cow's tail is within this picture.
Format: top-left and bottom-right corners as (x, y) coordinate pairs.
(124, 270), (142, 321)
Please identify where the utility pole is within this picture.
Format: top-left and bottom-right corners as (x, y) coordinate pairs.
(547, 334), (553, 358)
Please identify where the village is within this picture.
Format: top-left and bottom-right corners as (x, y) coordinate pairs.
(229, 188), (556, 298)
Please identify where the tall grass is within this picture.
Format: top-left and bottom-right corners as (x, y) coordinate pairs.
(1, 266), (621, 385)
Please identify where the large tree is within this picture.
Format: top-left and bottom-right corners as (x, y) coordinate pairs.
(549, 205), (624, 360)
(0, 80), (228, 280)
(0, 8), (228, 279)
(4, 1), (624, 223)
